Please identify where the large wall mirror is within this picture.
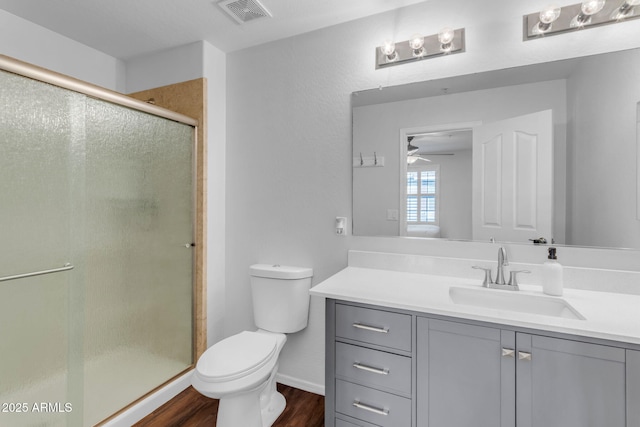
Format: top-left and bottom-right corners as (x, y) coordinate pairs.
(353, 47), (640, 250)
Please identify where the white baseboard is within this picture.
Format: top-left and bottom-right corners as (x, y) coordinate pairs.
(276, 373), (325, 396)
(102, 370), (193, 427)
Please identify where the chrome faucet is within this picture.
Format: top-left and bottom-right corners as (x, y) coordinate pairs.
(495, 247), (508, 285)
(472, 246), (530, 291)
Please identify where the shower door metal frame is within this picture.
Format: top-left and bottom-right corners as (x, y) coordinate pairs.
(0, 55), (198, 127)
(0, 53), (202, 424)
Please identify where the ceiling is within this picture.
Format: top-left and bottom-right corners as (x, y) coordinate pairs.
(0, 0), (427, 59)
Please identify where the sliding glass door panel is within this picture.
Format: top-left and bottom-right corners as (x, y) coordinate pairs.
(0, 66), (195, 427)
(0, 69), (78, 427)
(82, 98), (194, 426)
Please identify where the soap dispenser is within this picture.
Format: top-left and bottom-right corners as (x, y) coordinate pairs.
(542, 247), (563, 296)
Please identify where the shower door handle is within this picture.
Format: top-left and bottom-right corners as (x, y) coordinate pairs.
(0, 263), (74, 283)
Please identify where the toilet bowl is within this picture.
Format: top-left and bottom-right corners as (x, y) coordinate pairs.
(192, 330), (287, 427)
(191, 264), (313, 427)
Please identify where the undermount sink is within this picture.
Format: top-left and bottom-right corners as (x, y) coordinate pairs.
(449, 286), (585, 320)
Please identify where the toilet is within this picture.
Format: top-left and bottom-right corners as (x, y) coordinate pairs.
(191, 264), (313, 427)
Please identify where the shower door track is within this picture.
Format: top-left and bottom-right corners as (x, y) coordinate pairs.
(0, 263), (74, 283)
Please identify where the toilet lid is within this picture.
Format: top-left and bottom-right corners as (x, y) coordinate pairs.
(196, 331), (278, 382)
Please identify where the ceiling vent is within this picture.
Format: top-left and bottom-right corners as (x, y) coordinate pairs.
(218, 0), (272, 24)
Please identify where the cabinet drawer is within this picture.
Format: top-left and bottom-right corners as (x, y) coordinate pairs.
(336, 417), (380, 427)
(336, 342), (411, 396)
(336, 304), (411, 351)
(336, 419), (370, 427)
(336, 379), (411, 427)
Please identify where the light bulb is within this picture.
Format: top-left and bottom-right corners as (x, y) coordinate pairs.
(408, 34), (425, 50)
(438, 27), (455, 45)
(381, 40), (395, 56)
(438, 27), (455, 52)
(571, 0), (606, 26)
(581, 0), (606, 15)
(409, 33), (425, 57)
(540, 5), (561, 24)
(380, 40), (398, 62)
(535, 5), (562, 33)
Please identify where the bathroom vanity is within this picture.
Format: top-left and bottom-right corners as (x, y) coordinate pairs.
(311, 257), (640, 427)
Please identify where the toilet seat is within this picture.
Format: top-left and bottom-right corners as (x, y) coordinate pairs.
(196, 331), (278, 383)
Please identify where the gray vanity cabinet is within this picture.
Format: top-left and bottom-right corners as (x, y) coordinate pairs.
(326, 299), (639, 427)
(416, 317), (515, 427)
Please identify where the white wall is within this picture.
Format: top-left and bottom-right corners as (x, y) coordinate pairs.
(203, 42), (227, 346)
(566, 49), (640, 249)
(433, 150), (472, 239)
(0, 9), (125, 91)
(227, 0), (640, 392)
(125, 42), (204, 94)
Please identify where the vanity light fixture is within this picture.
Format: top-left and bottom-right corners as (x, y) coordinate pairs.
(524, 0), (640, 40)
(376, 28), (465, 69)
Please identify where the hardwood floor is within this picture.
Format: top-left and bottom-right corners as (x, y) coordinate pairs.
(134, 384), (324, 427)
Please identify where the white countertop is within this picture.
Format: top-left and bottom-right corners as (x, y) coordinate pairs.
(310, 266), (640, 346)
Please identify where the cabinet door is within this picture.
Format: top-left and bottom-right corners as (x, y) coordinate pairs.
(416, 317), (515, 427)
(516, 334), (626, 427)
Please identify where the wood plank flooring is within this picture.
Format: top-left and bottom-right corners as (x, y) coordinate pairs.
(134, 384), (324, 427)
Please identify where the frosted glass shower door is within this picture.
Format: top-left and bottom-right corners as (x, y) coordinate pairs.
(82, 98), (195, 425)
(1, 66), (195, 426)
(0, 70), (81, 427)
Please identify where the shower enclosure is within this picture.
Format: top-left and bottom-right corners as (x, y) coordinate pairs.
(0, 57), (197, 426)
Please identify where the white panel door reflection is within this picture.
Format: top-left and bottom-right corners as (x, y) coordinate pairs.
(472, 110), (554, 243)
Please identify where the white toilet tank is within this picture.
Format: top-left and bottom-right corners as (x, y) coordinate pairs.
(250, 264), (313, 333)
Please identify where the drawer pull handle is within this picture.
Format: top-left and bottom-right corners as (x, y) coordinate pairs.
(352, 400), (389, 416)
(518, 351), (532, 361)
(353, 362), (389, 375)
(501, 348), (515, 358)
(352, 323), (389, 334)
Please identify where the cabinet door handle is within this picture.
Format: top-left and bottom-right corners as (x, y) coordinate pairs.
(353, 362), (389, 375)
(352, 401), (389, 416)
(518, 351), (532, 361)
(352, 323), (389, 334)
(501, 348), (515, 358)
